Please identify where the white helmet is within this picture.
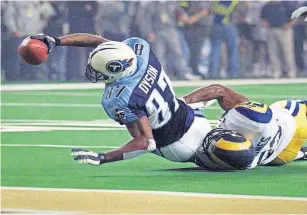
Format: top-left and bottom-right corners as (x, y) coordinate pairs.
(85, 41), (137, 83)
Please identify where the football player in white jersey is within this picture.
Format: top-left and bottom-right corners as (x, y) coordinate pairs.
(29, 33), (212, 166)
(182, 84), (307, 170)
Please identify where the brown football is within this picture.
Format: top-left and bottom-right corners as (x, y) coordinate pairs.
(18, 38), (48, 65)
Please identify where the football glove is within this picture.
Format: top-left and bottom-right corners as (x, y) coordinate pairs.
(291, 6), (307, 22)
(30, 33), (60, 54)
(71, 148), (106, 166)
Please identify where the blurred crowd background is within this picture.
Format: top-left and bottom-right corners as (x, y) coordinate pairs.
(1, 0), (307, 82)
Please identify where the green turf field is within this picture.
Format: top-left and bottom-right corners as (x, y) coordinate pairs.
(1, 83), (307, 197)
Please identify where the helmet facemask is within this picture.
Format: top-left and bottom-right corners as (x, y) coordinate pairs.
(85, 63), (112, 83)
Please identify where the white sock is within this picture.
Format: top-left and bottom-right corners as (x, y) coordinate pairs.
(294, 151), (304, 160)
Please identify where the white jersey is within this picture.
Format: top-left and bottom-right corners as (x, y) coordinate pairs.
(218, 101), (296, 169)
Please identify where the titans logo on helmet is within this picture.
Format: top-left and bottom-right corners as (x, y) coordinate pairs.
(106, 58), (134, 74)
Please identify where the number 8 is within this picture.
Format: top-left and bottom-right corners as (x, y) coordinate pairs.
(134, 44), (144, 55)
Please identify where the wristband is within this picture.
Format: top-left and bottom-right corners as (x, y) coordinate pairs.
(98, 153), (106, 164)
(54, 37), (61, 46)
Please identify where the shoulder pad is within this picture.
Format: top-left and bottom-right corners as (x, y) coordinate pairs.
(234, 101), (272, 123)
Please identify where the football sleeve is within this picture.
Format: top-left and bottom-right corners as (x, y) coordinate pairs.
(103, 97), (146, 125)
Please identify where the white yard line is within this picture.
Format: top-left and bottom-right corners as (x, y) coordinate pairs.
(3, 91), (103, 97)
(2, 122), (125, 127)
(1, 120), (219, 127)
(0, 144), (118, 149)
(3, 91), (307, 99)
(1, 119), (116, 123)
(1, 186), (307, 201)
(0, 119), (219, 133)
(1, 103), (101, 108)
(1, 126), (54, 132)
(2, 78), (307, 91)
(0, 103), (222, 109)
(1, 126), (125, 133)
(247, 94), (307, 99)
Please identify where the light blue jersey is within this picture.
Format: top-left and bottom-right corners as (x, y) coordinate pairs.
(102, 37), (196, 148)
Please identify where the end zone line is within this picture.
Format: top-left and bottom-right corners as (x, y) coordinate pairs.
(2, 186), (307, 202)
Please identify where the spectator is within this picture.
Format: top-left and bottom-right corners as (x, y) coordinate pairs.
(210, 0), (240, 79)
(127, 1), (143, 38)
(234, 2), (251, 77)
(293, 1), (307, 76)
(1, 1), (53, 81)
(177, 1), (191, 66)
(140, 1), (201, 80)
(1, 1), (9, 81)
(261, 0), (297, 78)
(95, 1), (131, 41)
(183, 1), (212, 77)
(44, 1), (69, 81)
(245, 1), (270, 78)
(67, 1), (98, 81)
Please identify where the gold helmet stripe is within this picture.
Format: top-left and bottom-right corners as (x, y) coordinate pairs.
(215, 139), (252, 151)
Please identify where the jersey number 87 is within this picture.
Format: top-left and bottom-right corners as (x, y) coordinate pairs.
(146, 70), (179, 129)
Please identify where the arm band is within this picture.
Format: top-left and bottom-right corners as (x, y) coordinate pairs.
(54, 37), (61, 46)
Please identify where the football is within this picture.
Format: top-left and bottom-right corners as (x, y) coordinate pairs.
(18, 38), (48, 65)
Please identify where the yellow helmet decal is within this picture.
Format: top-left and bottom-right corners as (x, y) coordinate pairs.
(215, 138), (252, 151)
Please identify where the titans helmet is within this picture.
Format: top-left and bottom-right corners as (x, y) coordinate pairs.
(195, 128), (255, 171)
(85, 41), (137, 83)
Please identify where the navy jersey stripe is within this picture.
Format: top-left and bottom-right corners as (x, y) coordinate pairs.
(235, 106), (272, 123)
(285, 100), (291, 110)
(298, 100), (307, 105)
(195, 114), (206, 118)
(292, 101), (300, 117)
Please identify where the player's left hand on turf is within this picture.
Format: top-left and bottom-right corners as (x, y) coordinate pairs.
(71, 148), (105, 166)
(291, 6), (307, 22)
(30, 33), (59, 54)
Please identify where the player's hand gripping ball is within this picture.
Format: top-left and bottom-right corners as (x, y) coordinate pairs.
(18, 38), (48, 65)
(291, 6), (307, 22)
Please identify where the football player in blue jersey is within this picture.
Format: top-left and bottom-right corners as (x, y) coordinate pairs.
(29, 33), (212, 166)
(29, 33), (306, 171)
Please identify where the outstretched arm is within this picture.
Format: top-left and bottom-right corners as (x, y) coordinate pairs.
(183, 84), (248, 111)
(29, 33), (111, 54)
(103, 116), (155, 163)
(57, 33), (110, 47)
(71, 116), (156, 165)
(291, 6), (307, 22)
